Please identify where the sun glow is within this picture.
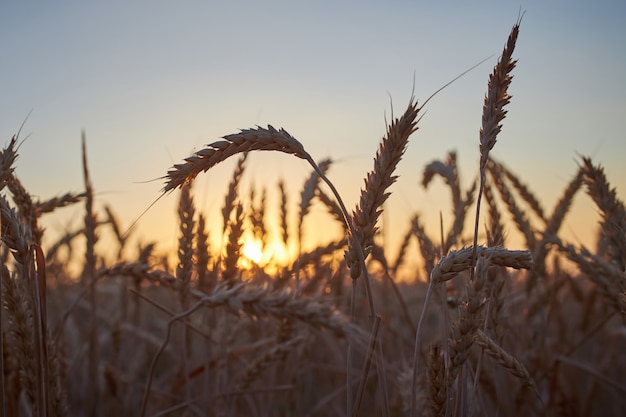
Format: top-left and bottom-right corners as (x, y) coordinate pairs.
(242, 238), (263, 264)
(239, 236), (293, 273)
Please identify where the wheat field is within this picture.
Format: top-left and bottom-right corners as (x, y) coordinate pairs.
(1, 21), (624, 417)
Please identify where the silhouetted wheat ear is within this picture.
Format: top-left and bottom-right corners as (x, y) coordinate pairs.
(431, 246), (532, 285)
(277, 179), (289, 248)
(222, 152), (248, 235)
(479, 21), (519, 169)
(177, 183), (195, 308)
(581, 157), (626, 270)
(162, 125), (310, 193)
(0, 136), (18, 191)
(346, 98), (420, 279)
(426, 344), (446, 417)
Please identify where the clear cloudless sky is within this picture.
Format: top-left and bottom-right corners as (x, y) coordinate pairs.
(1, 1), (625, 269)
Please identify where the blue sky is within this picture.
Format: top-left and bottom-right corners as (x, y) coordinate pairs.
(1, 1), (625, 266)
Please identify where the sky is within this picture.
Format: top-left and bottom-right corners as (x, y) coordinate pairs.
(1, 1), (625, 272)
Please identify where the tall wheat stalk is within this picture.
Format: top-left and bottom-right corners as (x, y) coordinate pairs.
(470, 20), (520, 279)
(80, 132), (99, 417)
(412, 20), (521, 416)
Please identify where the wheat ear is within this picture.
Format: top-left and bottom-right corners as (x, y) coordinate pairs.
(297, 159), (332, 289)
(346, 98), (420, 280)
(426, 344), (447, 417)
(493, 158), (545, 222)
(0, 136), (18, 191)
(221, 152), (248, 235)
(470, 19), (520, 281)
(277, 179), (289, 248)
(475, 330), (539, 396)
(195, 214), (212, 291)
(487, 161), (536, 249)
(177, 183), (195, 308)
(163, 126), (308, 193)
(581, 157), (626, 270)
(529, 167), (583, 288)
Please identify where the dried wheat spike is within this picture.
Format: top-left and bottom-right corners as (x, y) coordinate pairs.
(35, 192), (86, 215)
(249, 186), (267, 245)
(221, 203), (244, 287)
(0, 136), (18, 191)
(483, 181), (505, 245)
(444, 177), (477, 252)
(195, 213), (212, 291)
(299, 158), (332, 240)
(431, 246), (532, 284)
(529, 167), (584, 285)
(346, 98), (420, 279)
(316, 188), (347, 231)
(558, 242), (626, 315)
(277, 179), (289, 248)
(447, 254), (490, 385)
(475, 330), (539, 396)
(493, 159), (545, 222)
(426, 344), (446, 417)
(98, 262), (179, 288)
(487, 162), (536, 249)
(190, 283), (363, 339)
(7, 175), (41, 244)
(1, 265), (37, 409)
(479, 21), (519, 169)
(581, 157), (626, 270)
(221, 152), (248, 236)
(235, 336), (303, 391)
(411, 213), (438, 276)
(163, 125), (309, 193)
(177, 183), (195, 307)
(0, 196), (32, 265)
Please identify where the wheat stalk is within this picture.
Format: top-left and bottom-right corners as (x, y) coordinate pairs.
(80, 132), (99, 416)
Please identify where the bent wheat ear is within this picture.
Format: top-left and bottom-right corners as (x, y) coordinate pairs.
(163, 125), (310, 193)
(431, 246), (532, 285)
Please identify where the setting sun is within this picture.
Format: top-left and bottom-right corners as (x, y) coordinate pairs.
(242, 238), (263, 264)
(238, 235), (294, 272)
